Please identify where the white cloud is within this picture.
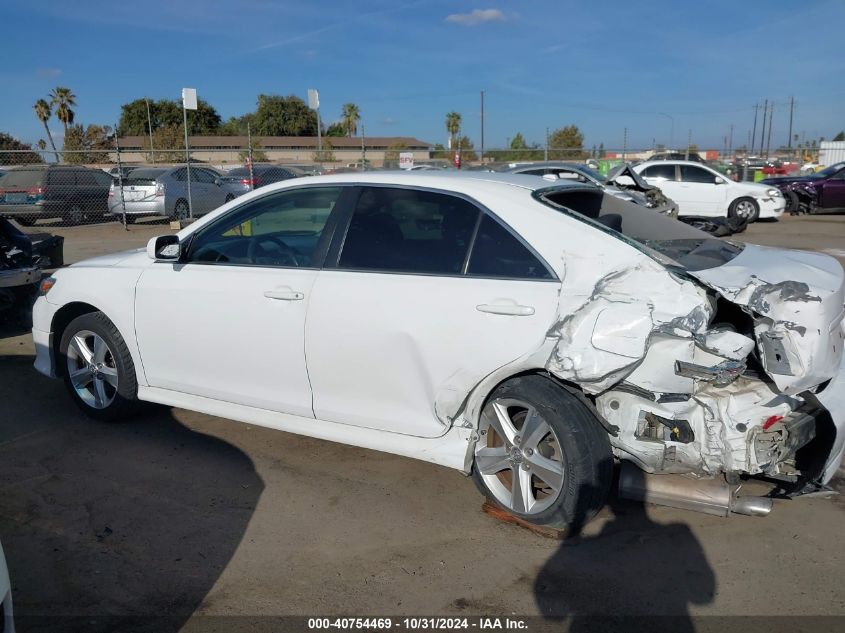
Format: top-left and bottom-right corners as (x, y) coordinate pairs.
(37, 68), (62, 78)
(445, 8), (505, 26)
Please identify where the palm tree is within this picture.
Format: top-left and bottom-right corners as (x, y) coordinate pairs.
(49, 86), (77, 135)
(33, 98), (58, 156)
(341, 103), (361, 137)
(445, 111), (462, 149)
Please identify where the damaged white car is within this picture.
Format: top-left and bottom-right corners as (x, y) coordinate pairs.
(31, 172), (845, 529)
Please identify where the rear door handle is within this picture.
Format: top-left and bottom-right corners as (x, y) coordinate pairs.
(476, 303), (535, 316)
(264, 289), (304, 301)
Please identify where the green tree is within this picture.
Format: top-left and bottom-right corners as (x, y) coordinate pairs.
(548, 125), (585, 160)
(253, 94), (318, 136)
(62, 124), (114, 164)
(313, 138), (335, 163)
(833, 131), (845, 142)
(219, 113), (256, 136)
(33, 99), (58, 157)
(325, 122), (346, 137)
(118, 98), (221, 136)
(455, 135), (478, 162)
(341, 103), (361, 137)
(598, 142), (606, 158)
(445, 112), (462, 149)
(0, 132), (44, 165)
(49, 86), (76, 136)
(151, 125), (189, 162)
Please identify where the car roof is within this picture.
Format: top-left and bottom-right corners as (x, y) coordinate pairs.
(287, 170), (594, 194)
(636, 160), (713, 167)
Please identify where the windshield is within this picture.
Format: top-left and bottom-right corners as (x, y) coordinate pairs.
(536, 186), (744, 271)
(811, 161), (845, 178)
(121, 168), (165, 186)
(573, 165), (607, 184)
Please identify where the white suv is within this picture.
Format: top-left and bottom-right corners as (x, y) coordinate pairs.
(633, 160), (785, 221)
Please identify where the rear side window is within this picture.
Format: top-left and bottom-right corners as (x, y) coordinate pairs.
(338, 187), (479, 274)
(467, 215), (553, 280)
(641, 164), (676, 180)
(48, 170), (75, 186)
(76, 170), (97, 186)
(0, 169), (44, 188)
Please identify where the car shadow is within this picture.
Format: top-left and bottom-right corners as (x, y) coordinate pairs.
(0, 354), (264, 633)
(534, 464), (716, 633)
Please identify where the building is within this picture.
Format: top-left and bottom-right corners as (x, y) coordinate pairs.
(115, 135), (433, 166)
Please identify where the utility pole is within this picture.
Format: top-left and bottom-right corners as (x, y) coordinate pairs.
(480, 89), (485, 163)
(544, 127), (549, 161)
(751, 103), (759, 155)
(787, 96), (795, 159)
(247, 121), (255, 190)
(765, 101), (774, 159)
(685, 129), (691, 161)
(145, 98), (155, 164)
(728, 123), (734, 156)
(181, 87), (197, 219)
(622, 127), (628, 161)
(759, 99), (768, 156)
(361, 123), (366, 164)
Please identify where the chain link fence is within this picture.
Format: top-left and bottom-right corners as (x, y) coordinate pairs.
(0, 143), (828, 232)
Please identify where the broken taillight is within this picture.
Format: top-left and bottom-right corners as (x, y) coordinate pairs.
(762, 415), (784, 430)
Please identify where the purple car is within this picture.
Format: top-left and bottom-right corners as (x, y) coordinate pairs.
(761, 161), (845, 214)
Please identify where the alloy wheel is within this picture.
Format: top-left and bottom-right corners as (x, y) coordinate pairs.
(475, 397), (565, 515)
(66, 330), (119, 409)
(734, 200), (755, 218)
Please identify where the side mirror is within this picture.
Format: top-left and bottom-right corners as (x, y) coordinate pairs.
(147, 235), (181, 261)
(714, 177), (726, 184)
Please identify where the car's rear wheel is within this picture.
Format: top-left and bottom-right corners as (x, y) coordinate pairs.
(59, 311), (139, 421)
(65, 203), (87, 225)
(471, 375), (613, 531)
(728, 197), (759, 222)
(174, 199), (189, 220)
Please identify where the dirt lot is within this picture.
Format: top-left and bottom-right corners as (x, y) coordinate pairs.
(1, 215), (844, 631)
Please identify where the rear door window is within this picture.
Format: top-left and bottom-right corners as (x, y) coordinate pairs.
(338, 187), (479, 275)
(48, 170), (75, 187)
(75, 170), (97, 186)
(0, 169), (44, 188)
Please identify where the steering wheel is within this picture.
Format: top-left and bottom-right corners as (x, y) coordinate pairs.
(246, 235), (303, 267)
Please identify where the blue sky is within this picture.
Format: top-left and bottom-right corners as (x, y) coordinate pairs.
(2, 0), (843, 151)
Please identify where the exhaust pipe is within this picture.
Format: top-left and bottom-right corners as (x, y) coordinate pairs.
(618, 461), (772, 517)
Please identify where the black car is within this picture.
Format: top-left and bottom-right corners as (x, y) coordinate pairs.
(221, 164), (303, 196)
(0, 165), (114, 225)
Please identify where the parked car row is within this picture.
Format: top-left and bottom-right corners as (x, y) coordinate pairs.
(761, 161), (845, 215)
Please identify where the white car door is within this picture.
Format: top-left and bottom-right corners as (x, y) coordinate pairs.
(305, 186), (562, 438)
(640, 163), (684, 210)
(134, 186), (348, 417)
(677, 164), (727, 217)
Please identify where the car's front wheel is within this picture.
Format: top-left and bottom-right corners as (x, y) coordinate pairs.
(59, 311), (140, 421)
(472, 375), (613, 531)
(729, 197), (760, 222)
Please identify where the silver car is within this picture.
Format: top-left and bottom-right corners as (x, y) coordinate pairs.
(500, 161), (679, 217)
(108, 166), (238, 221)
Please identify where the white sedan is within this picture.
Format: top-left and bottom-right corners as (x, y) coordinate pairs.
(31, 172), (845, 529)
(633, 160), (786, 221)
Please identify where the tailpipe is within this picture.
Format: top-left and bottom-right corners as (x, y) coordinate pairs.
(618, 461), (772, 517)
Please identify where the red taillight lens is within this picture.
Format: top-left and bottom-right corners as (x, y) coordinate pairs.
(27, 186), (44, 195)
(239, 178), (258, 187)
(155, 182), (165, 197)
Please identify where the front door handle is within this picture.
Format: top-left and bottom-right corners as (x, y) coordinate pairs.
(264, 289), (304, 301)
(476, 303), (535, 316)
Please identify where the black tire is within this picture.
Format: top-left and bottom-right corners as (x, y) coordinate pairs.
(471, 375), (613, 531)
(728, 196), (759, 222)
(58, 311), (140, 422)
(65, 203), (88, 225)
(784, 190), (800, 215)
(173, 199), (189, 220)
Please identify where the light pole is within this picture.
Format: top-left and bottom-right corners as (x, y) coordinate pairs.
(658, 112), (674, 148)
(181, 88), (197, 219)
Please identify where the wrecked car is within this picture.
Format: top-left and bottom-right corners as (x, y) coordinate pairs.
(1, 217), (63, 324)
(500, 161), (679, 217)
(31, 173), (845, 530)
(761, 161), (845, 215)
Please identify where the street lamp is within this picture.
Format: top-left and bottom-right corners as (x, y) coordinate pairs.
(658, 112), (674, 148)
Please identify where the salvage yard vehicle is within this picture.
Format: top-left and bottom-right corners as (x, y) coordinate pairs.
(32, 172), (845, 530)
(0, 165), (113, 225)
(634, 160), (785, 222)
(0, 539), (13, 633)
(107, 166), (238, 222)
(761, 161), (845, 215)
(498, 161), (679, 217)
(1, 217), (63, 324)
